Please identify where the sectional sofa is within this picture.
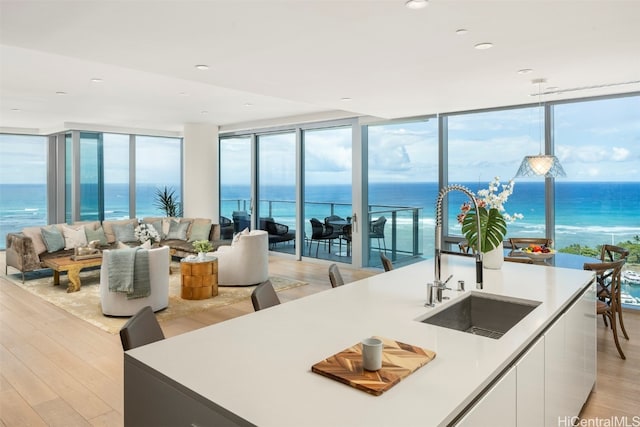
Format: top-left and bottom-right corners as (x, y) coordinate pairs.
(5, 217), (229, 282)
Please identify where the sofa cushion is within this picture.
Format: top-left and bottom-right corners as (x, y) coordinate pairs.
(85, 226), (108, 246)
(23, 226), (47, 255)
(112, 222), (137, 243)
(62, 224), (88, 249)
(103, 219), (138, 243)
(188, 219), (211, 242)
(166, 219), (191, 240)
(41, 225), (65, 253)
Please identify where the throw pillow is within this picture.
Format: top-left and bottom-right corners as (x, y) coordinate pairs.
(166, 220), (191, 240)
(148, 220), (163, 240)
(85, 226), (108, 246)
(41, 225), (65, 253)
(112, 222), (137, 243)
(232, 227), (250, 245)
(188, 220), (211, 242)
(62, 224), (88, 250)
(22, 226), (47, 255)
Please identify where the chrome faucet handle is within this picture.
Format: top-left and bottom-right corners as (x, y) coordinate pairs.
(425, 283), (436, 307)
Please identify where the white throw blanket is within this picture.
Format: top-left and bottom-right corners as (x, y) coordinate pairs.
(107, 247), (151, 299)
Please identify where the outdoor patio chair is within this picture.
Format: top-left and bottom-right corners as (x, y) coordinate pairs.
(309, 218), (339, 257)
(369, 216), (387, 252)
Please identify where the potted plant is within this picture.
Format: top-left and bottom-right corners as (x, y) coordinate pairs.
(192, 240), (213, 260)
(457, 177), (523, 269)
(154, 186), (183, 217)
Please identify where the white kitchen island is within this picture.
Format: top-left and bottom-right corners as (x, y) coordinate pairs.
(124, 254), (596, 427)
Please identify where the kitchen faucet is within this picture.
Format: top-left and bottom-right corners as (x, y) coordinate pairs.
(434, 185), (483, 290)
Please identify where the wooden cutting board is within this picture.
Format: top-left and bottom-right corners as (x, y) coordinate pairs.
(311, 336), (436, 396)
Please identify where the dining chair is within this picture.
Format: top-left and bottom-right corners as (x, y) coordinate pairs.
(596, 244), (630, 300)
(380, 252), (394, 271)
(251, 280), (281, 311)
(583, 258), (628, 359)
(328, 263), (344, 288)
(119, 305), (165, 351)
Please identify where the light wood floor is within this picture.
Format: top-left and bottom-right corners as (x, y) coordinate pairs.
(1, 252), (638, 426)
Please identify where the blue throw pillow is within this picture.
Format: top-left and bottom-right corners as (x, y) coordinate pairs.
(41, 225), (65, 252)
(112, 222), (137, 243)
(166, 220), (191, 240)
(85, 226), (108, 246)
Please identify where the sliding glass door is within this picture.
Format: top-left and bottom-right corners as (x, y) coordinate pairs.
(257, 132), (297, 254)
(303, 126), (352, 261)
(219, 136), (252, 238)
(366, 118), (437, 267)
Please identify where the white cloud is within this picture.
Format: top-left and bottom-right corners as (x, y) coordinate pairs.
(611, 147), (630, 161)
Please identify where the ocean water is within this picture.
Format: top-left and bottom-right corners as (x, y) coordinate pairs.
(3, 181), (639, 301)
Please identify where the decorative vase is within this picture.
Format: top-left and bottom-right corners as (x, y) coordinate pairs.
(483, 241), (504, 270)
(198, 251), (206, 260)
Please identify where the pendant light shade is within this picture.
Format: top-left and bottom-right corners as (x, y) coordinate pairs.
(515, 154), (566, 178)
(515, 78), (566, 178)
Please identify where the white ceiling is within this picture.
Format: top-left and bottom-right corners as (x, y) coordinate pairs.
(1, 0), (639, 135)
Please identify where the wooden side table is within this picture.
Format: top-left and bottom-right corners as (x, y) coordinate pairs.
(180, 256), (218, 300)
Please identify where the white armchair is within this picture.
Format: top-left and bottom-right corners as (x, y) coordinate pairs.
(209, 229), (269, 286)
(100, 245), (170, 316)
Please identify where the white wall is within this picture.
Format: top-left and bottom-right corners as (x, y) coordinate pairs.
(182, 123), (219, 221)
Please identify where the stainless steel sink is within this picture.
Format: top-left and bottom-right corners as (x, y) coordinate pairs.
(419, 292), (541, 339)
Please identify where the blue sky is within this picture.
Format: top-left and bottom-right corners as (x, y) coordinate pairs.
(2, 95), (638, 186)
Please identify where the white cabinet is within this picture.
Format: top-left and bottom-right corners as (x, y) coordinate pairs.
(456, 366), (516, 427)
(516, 337), (545, 427)
(545, 286), (596, 425)
(457, 284), (595, 427)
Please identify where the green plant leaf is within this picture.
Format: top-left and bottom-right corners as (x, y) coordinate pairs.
(154, 186), (182, 217)
(461, 207), (507, 253)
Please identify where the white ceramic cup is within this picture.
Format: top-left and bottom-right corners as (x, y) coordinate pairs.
(362, 337), (383, 371)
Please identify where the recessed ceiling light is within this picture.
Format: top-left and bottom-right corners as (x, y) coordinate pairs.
(194, 64), (209, 70)
(456, 29), (468, 35)
(200, 110), (208, 114)
(56, 91), (67, 95)
(340, 97), (352, 102)
(405, 0), (428, 9)
(518, 68), (533, 74)
(90, 78), (103, 83)
(11, 108), (21, 112)
(474, 42), (493, 50)
(244, 103), (253, 107)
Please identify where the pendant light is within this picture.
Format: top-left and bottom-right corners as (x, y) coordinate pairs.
(515, 78), (566, 178)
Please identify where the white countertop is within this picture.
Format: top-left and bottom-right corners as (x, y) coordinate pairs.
(128, 255), (594, 427)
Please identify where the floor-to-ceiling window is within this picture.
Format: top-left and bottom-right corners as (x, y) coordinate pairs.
(79, 132), (102, 221)
(0, 134), (47, 250)
(257, 132), (296, 254)
(552, 95), (640, 252)
(366, 118), (438, 267)
(103, 133), (130, 220)
(135, 135), (182, 218)
(219, 136), (252, 237)
(303, 126), (352, 261)
(446, 106), (547, 250)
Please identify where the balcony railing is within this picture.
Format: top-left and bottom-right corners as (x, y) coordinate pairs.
(221, 198), (424, 265)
